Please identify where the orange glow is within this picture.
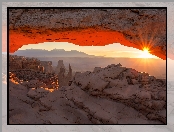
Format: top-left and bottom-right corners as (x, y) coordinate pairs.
(138, 47), (158, 59)
(143, 47), (149, 52)
(45, 88), (54, 92)
(8, 27), (166, 60)
(10, 79), (19, 84)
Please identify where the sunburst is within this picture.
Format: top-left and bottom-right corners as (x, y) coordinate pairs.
(138, 47), (157, 59)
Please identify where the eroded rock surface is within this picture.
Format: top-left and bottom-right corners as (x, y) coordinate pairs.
(9, 63), (166, 124)
(9, 9), (166, 60)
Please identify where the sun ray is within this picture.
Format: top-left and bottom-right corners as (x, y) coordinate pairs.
(137, 47), (157, 59)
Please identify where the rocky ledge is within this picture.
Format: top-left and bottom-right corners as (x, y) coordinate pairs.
(9, 63), (166, 124)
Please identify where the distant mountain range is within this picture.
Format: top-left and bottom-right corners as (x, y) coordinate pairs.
(12, 49), (98, 57)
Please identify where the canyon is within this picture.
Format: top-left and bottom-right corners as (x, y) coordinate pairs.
(8, 55), (166, 124)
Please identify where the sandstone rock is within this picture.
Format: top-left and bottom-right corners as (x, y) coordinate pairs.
(158, 90), (166, 101)
(9, 55), (59, 90)
(9, 63), (166, 124)
(136, 90), (152, 100)
(56, 62), (73, 88)
(27, 88), (49, 100)
(27, 89), (37, 99)
(132, 79), (139, 85)
(55, 60), (65, 74)
(9, 9), (166, 60)
(40, 61), (53, 73)
(9, 85), (44, 124)
(23, 80), (40, 88)
(151, 100), (166, 110)
(93, 67), (102, 73)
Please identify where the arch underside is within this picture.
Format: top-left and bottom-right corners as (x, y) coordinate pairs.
(9, 9), (166, 60)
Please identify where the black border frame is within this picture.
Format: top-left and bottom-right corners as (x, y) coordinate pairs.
(7, 6), (167, 125)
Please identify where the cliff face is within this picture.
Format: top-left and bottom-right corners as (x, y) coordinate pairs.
(9, 8), (166, 60)
(55, 60), (65, 74)
(9, 63), (166, 124)
(40, 61), (53, 73)
(9, 55), (59, 90)
(57, 62), (73, 88)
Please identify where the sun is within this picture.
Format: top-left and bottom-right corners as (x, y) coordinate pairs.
(138, 47), (156, 58)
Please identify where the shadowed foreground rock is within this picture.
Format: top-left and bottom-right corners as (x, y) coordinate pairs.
(9, 64), (166, 124)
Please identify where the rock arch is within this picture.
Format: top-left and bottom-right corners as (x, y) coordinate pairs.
(9, 8), (166, 60)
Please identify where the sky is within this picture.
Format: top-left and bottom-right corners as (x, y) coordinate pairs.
(18, 42), (159, 59)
